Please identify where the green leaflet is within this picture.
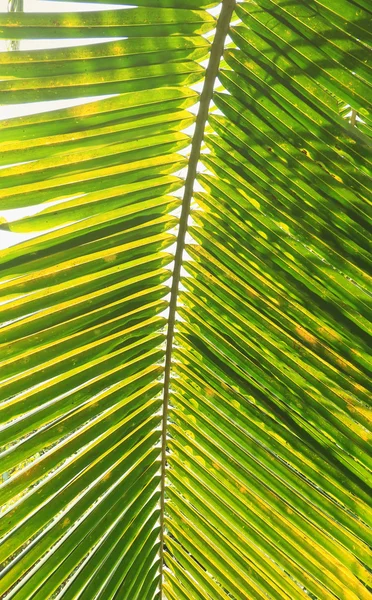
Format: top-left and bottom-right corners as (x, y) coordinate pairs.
(0, 7), (215, 39)
(0, 36), (210, 77)
(0, 153), (186, 210)
(0, 61), (204, 104)
(0, 132), (189, 188)
(0, 87), (199, 141)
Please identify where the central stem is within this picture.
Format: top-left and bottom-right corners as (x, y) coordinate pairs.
(158, 0), (236, 594)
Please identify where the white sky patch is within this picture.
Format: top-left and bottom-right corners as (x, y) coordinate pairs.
(0, 230), (36, 250)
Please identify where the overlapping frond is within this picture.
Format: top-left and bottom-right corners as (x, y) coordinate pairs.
(0, 2), (215, 598)
(164, 1), (372, 598)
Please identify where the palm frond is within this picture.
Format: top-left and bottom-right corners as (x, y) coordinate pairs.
(0, 0), (371, 598)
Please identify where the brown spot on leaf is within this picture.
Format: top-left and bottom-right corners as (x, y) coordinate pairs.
(295, 325), (317, 346)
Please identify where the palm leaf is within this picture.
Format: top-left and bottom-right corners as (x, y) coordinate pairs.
(0, 0), (371, 598)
